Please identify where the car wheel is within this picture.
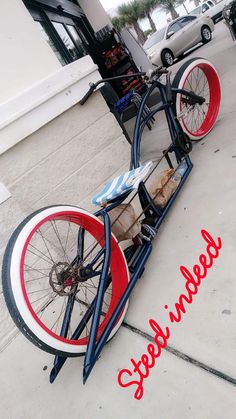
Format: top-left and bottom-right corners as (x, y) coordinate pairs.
(201, 25), (212, 44)
(161, 49), (174, 67)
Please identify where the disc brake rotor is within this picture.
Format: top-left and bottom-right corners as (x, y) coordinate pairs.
(49, 262), (78, 296)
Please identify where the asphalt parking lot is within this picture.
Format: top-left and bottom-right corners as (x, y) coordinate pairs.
(1, 20), (236, 419)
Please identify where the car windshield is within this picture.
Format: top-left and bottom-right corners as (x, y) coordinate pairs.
(143, 27), (166, 50)
(190, 6), (202, 14)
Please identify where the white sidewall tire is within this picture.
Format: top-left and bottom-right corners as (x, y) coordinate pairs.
(7, 206), (129, 355)
(175, 58), (220, 140)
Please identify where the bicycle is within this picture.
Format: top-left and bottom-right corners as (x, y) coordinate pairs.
(1, 57), (221, 384)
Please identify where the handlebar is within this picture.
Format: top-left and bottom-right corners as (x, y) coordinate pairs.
(145, 66), (168, 81)
(79, 67), (168, 105)
(79, 84), (97, 105)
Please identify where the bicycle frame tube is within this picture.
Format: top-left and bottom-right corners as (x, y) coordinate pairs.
(131, 81), (189, 169)
(82, 155), (193, 383)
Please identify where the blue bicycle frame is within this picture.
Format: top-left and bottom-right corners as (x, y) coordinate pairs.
(49, 72), (197, 384)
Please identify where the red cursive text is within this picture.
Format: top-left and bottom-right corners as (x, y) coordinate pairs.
(117, 229), (222, 400)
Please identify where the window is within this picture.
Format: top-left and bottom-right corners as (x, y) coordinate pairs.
(24, 0), (96, 66)
(52, 21), (84, 61)
(167, 21), (182, 35)
(143, 27), (166, 50)
(66, 25), (87, 54)
(202, 4), (210, 12)
(35, 21), (66, 65)
(179, 16), (196, 28)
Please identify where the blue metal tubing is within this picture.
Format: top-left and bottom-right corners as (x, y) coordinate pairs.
(131, 82), (157, 169)
(83, 156), (193, 382)
(83, 241), (153, 383)
(134, 85), (204, 142)
(83, 211), (112, 374)
(51, 212), (113, 383)
(131, 82), (184, 169)
(50, 157), (193, 383)
(49, 293), (78, 382)
(76, 227), (85, 262)
(131, 81), (204, 170)
(60, 294), (77, 338)
(50, 74), (197, 384)
(160, 85), (178, 143)
(50, 273), (113, 382)
(132, 102), (168, 169)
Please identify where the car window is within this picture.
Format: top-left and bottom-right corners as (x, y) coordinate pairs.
(143, 27), (166, 50)
(202, 4), (210, 12)
(167, 21), (181, 35)
(208, 1), (214, 6)
(179, 16), (196, 28)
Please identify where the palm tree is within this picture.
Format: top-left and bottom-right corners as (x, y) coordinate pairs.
(111, 16), (126, 32)
(176, 0), (189, 14)
(141, 0), (159, 33)
(118, 1), (147, 45)
(160, 0), (179, 20)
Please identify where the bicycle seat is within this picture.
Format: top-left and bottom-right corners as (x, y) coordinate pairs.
(92, 161), (153, 206)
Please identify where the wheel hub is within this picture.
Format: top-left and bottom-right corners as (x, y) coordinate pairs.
(49, 262), (94, 296)
(166, 53), (173, 65)
(49, 262), (78, 296)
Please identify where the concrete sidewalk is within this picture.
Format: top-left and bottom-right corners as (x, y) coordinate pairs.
(1, 21), (236, 419)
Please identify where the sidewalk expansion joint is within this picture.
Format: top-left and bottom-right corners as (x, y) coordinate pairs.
(122, 321), (236, 387)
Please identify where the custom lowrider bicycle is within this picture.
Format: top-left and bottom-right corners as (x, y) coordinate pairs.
(2, 57), (221, 383)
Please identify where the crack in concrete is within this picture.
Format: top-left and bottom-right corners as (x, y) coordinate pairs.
(122, 321), (236, 387)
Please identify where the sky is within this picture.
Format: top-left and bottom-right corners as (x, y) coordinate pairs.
(100, 0), (129, 11)
(99, 0), (195, 31)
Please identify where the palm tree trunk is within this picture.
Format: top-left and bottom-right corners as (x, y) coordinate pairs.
(147, 12), (156, 32)
(168, 4), (179, 20)
(182, 3), (189, 14)
(133, 21), (147, 45)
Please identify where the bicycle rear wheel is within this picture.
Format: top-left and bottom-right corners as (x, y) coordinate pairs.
(2, 205), (129, 357)
(172, 57), (221, 141)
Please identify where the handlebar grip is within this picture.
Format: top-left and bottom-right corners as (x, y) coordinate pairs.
(79, 84), (96, 105)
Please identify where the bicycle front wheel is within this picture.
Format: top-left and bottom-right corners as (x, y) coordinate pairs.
(172, 57), (221, 141)
(2, 205), (129, 357)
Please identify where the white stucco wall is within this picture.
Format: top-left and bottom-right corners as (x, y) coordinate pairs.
(79, 0), (112, 32)
(0, 0), (61, 103)
(0, 1), (101, 155)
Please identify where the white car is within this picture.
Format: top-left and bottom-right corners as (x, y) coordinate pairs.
(190, 0), (227, 23)
(143, 15), (215, 67)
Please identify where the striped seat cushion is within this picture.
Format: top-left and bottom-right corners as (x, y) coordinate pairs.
(92, 161), (153, 206)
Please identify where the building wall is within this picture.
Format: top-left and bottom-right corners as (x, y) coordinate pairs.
(0, 0), (61, 103)
(79, 0), (112, 32)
